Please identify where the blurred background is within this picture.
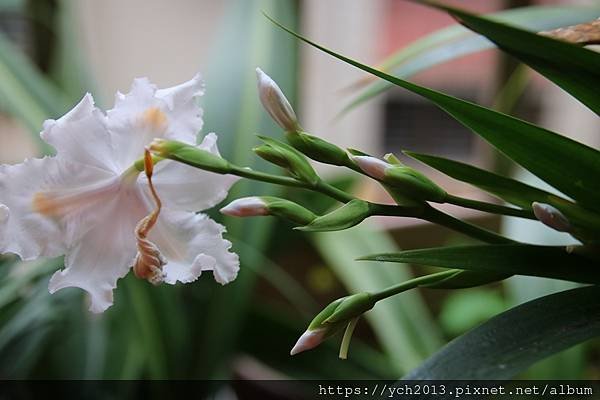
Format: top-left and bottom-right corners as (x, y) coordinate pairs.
(0, 0), (599, 393)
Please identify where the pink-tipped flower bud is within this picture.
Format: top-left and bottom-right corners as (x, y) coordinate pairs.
(532, 202), (572, 233)
(256, 67), (300, 132)
(221, 196), (317, 225)
(290, 328), (328, 356)
(290, 293), (375, 356)
(350, 154), (446, 202)
(220, 197), (269, 217)
(349, 155), (391, 180)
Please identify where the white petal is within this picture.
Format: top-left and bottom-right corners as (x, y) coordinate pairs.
(0, 204), (8, 245)
(149, 208), (239, 285)
(156, 73), (205, 143)
(149, 133), (239, 212)
(48, 189), (147, 313)
(0, 157), (111, 260)
(40, 93), (120, 174)
(107, 75), (205, 171)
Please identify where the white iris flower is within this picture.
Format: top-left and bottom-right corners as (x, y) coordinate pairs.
(0, 74), (240, 313)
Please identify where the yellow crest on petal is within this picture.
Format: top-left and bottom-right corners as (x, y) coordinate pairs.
(140, 107), (168, 131)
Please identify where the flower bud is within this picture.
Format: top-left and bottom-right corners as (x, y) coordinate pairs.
(296, 199), (371, 232)
(350, 155), (446, 202)
(285, 131), (351, 166)
(253, 144), (291, 169)
(256, 67), (300, 132)
(254, 136), (319, 184)
(221, 196), (317, 225)
(290, 328), (328, 356)
(290, 293), (375, 356)
(532, 202), (572, 233)
(350, 155), (391, 180)
(220, 197), (269, 217)
(149, 139), (231, 174)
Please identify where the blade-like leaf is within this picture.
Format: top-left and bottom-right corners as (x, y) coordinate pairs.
(267, 16), (600, 212)
(404, 286), (600, 379)
(406, 151), (554, 209)
(0, 33), (67, 154)
(361, 244), (600, 284)
(407, 151), (600, 232)
(346, 5), (600, 113)
(427, 2), (600, 115)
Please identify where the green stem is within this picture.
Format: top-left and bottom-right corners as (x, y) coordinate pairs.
(230, 165), (307, 189)
(313, 180), (356, 203)
(423, 206), (515, 244)
(370, 270), (458, 303)
(230, 165), (354, 203)
(211, 162), (513, 243)
(445, 194), (535, 220)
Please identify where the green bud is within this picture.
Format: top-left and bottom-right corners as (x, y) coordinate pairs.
(291, 293), (375, 356)
(149, 139), (230, 174)
(296, 199), (372, 232)
(254, 136), (319, 184)
(325, 292), (375, 324)
(285, 131), (351, 166)
(262, 196), (317, 225)
(221, 196), (317, 225)
(385, 166), (447, 202)
(253, 144), (291, 169)
(351, 154), (446, 202)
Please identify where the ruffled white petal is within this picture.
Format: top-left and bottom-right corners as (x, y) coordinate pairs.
(149, 133), (239, 212)
(149, 208), (239, 285)
(106, 75), (205, 171)
(48, 187), (148, 313)
(156, 73), (205, 144)
(0, 204), (8, 245)
(0, 157), (111, 260)
(40, 94), (120, 174)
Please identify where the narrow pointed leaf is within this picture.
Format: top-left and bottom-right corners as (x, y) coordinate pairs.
(406, 151), (557, 209)
(346, 5), (600, 113)
(361, 244), (600, 284)
(427, 2), (600, 115)
(267, 16), (600, 212)
(407, 151), (600, 232)
(404, 286), (600, 379)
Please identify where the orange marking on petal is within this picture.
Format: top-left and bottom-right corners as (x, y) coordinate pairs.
(32, 192), (62, 217)
(141, 107), (168, 131)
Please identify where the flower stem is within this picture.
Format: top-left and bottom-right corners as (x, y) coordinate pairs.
(422, 205), (514, 244)
(370, 270), (458, 303)
(445, 194), (535, 220)
(229, 165), (306, 188)
(198, 162), (512, 243)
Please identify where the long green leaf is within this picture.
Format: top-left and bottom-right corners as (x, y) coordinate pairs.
(407, 151), (600, 233)
(361, 244), (600, 284)
(427, 2), (600, 115)
(0, 33), (67, 154)
(404, 285), (600, 379)
(267, 16), (600, 212)
(346, 5), (600, 113)
(406, 151), (555, 209)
